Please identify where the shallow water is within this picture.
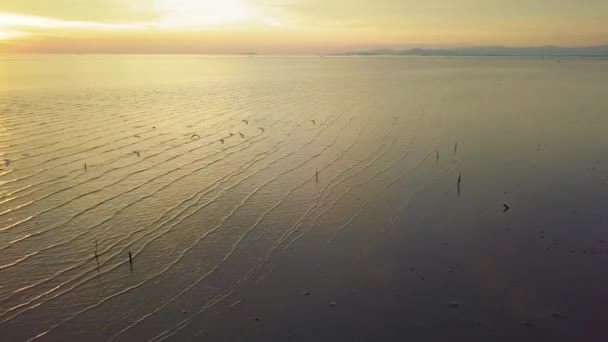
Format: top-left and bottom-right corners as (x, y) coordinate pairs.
(0, 55), (607, 341)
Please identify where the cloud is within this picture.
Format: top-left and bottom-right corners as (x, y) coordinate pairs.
(0, 0), (158, 23)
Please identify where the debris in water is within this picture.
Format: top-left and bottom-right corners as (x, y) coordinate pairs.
(311, 120), (316, 126)
(4, 159), (10, 168)
(436, 150), (439, 162)
(134, 135), (141, 138)
(259, 127), (265, 132)
(456, 172), (462, 197)
(315, 170), (319, 182)
(191, 134), (200, 140)
(454, 141), (458, 153)
(128, 251), (133, 269)
(448, 301), (460, 308)
(329, 301), (337, 307)
(302, 292), (311, 296)
(239, 132), (244, 139)
(133, 151), (141, 157)
(522, 322), (533, 328)
(503, 204), (510, 212)
(242, 120), (249, 125)
(220, 138), (224, 144)
(84, 163), (87, 173)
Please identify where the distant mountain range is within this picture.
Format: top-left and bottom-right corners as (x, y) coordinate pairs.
(334, 46), (608, 57)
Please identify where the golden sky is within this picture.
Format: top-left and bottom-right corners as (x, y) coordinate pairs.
(0, 0), (606, 54)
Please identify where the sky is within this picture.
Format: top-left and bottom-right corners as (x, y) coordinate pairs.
(0, 0), (607, 54)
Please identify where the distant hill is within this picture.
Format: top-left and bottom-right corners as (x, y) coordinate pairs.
(334, 46), (608, 57)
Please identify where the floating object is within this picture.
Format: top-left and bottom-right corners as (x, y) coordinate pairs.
(436, 150), (439, 162)
(152, 126), (156, 129)
(454, 141), (458, 153)
(239, 132), (244, 139)
(191, 134), (200, 140)
(311, 120), (316, 126)
(4, 159), (10, 167)
(503, 204), (510, 212)
(134, 135), (141, 138)
(220, 138), (224, 144)
(448, 301), (460, 308)
(133, 151), (141, 157)
(259, 127), (265, 132)
(302, 292), (311, 296)
(456, 172), (462, 197)
(84, 163), (87, 173)
(315, 170), (319, 182)
(329, 301), (337, 307)
(522, 322), (532, 328)
(229, 133), (234, 136)
(242, 120), (249, 125)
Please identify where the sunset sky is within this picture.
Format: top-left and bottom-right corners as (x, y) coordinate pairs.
(0, 0), (607, 54)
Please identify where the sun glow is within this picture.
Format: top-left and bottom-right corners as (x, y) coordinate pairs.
(153, 0), (258, 28)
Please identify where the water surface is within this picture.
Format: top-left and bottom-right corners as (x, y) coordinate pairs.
(0, 55), (607, 341)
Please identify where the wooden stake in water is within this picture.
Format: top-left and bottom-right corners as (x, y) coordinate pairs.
(94, 240), (100, 272)
(128, 251), (133, 271)
(457, 171), (462, 198)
